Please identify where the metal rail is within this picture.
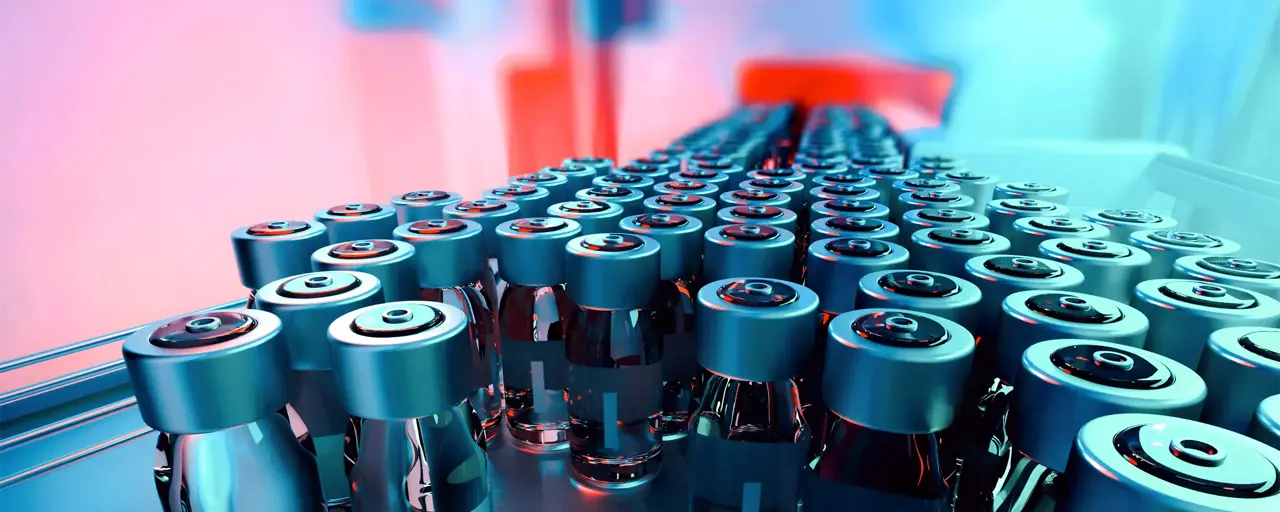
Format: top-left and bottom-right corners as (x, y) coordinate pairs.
(0, 298), (247, 374)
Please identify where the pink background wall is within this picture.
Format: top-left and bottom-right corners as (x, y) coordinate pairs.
(0, 0), (940, 389)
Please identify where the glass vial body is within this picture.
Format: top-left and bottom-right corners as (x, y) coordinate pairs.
(499, 283), (575, 449)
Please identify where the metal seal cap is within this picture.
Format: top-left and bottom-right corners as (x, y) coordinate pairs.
(123, 309), (288, 434)
(314, 203), (399, 244)
(809, 184), (880, 204)
(643, 193), (717, 232)
(393, 219), (484, 288)
(993, 181), (1069, 202)
(810, 216), (900, 243)
(996, 290), (1149, 383)
(807, 238), (910, 314)
(495, 217), (582, 286)
(696, 278), (820, 381)
(719, 189), (792, 209)
(824, 309), (975, 434)
(254, 271), (384, 371)
(965, 254), (1085, 289)
(1083, 208), (1178, 243)
(329, 301), (472, 419)
(564, 233), (661, 310)
(1200, 327), (1280, 433)
(619, 213), (703, 280)
(715, 205), (799, 234)
(548, 200), (624, 236)
(614, 163), (671, 180)
(655, 179), (720, 200)
(810, 200), (891, 221)
(855, 270), (983, 330)
(441, 198), (521, 259)
(984, 199), (1070, 237)
(563, 156), (614, 175)
(1250, 395), (1280, 450)
(311, 240), (420, 302)
(1061, 414), (1280, 511)
(1132, 279), (1280, 368)
(390, 190), (463, 224)
(1014, 339), (1205, 473)
(703, 224), (797, 282)
(593, 173), (655, 193)
(575, 186), (644, 217)
(231, 220), (330, 289)
(1175, 256), (1280, 300)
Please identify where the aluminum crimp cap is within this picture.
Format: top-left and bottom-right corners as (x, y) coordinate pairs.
(703, 224), (797, 282)
(984, 198), (1070, 237)
(329, 301), (472, 420)
(1175, 255), (1280, 300)
(807, 238), (910, 314)
(123, 308), (289, 434)
(810, 200), (891, 221)
(719, 188), (793, 209)
(689, 159), (745, 177)
(715, 205), (798, 233)
(810, 184), (880, 203)
(1200, 327), (1280, 433)
(311, 239), (419, 302)
(254, 271), (385, 371)
(442, 198), (521, 259)
(614, 162), (671, 180)
(994, 181), (1069, 202)
(671, 169), (729, 186)
(1083, 208), (1178, 243)
(810, 216), (900, 242)
(1062, 414), (1280, 511)
(484, 183), (551, 212)
(231, 220), (330, 289)
(1014, 215), (1109, 238)
(393, 219), (484, 289)
(1013, 339), (1206, 473)
(564, 233), (661, 310)
(856, 269), (982, 326)
(1250, 395), (1280, 449)
(655, 179), (720, 199)
(547, 199), (624, 236)
(812, 172), (876, 189)
(495, 217), (582, 287)
(746, 168), (805, 183)
(563, 156), (614, 176)
(314, 202), (399, 244)
(696, 278), (820, 382)
(996, 290), (1150, 383)
(390, 190), (462, 224)
(619, 213), (703, 280)
(543, 164), (597, 192)
(903, 208), (989, 229)
(824, 308), (975, 434)
(593, 173), (655, 193)
(965, 254), (1085, 290)
(575, 186), (644, 216)
(643, 193), (717, 229)
(1132, 279), (1280, 368)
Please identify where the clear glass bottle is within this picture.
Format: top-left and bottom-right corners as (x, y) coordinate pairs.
(563, 233), (664, 487)
(494, 217), (584, 449)
(620, 212), (707, 442)
(688, 278), (819, 511)
(804, 309), (974, 511)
